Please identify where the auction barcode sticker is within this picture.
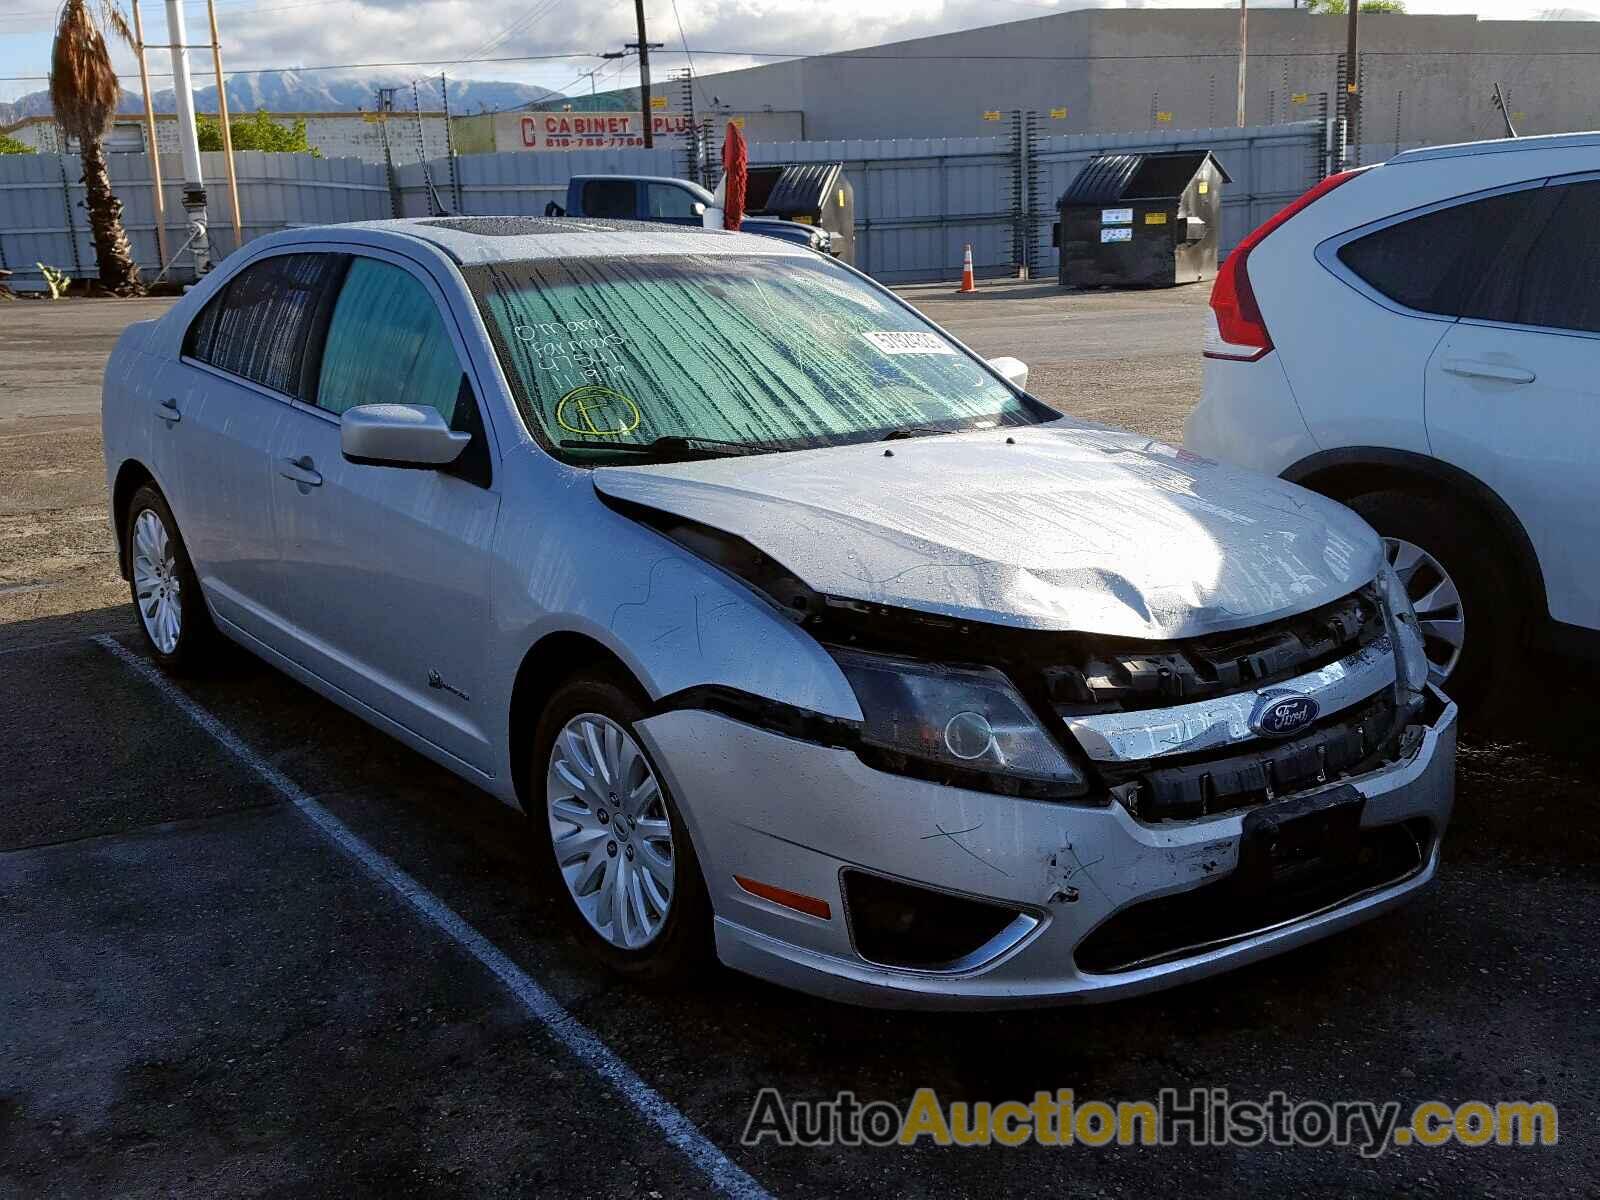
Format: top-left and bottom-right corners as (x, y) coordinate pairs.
(861, 331), (956, 355)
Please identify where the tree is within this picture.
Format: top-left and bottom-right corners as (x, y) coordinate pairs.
(0, 132), (35, 154)
(49, 1), (143, 295)
(196, 109), (321, 156)
(1306, 0), (1408, 12)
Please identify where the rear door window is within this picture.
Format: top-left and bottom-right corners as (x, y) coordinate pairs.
(1336, 185), (1556, 320)
(182, 253), (344, 396)
(581, 179), (637, 219)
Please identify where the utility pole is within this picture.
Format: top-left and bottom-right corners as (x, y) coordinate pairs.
(1236, 0), (1248, 128)
(205, 0), (242, 250)
(164, 0), (210, 275)
(594, 49), (626, 100)
(129, 0), (168, 270)
(1345, 0), (1360, 161)
(629, 0), (662, 147)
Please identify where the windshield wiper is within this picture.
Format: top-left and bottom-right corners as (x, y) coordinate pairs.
(559, 435), (764, 458)
(880, 426), (955, 441)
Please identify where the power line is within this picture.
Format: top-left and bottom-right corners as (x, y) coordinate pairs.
(9, 43), (1600, 84)
(1, 51), (610, 83)
(460, 0), (568, 64)
(669, 0), (702, 109)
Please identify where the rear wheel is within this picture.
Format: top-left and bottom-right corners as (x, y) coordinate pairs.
(124, 483), (217, 673)
(1346, 489), (1520, 713)
(531, 671), (712, 981)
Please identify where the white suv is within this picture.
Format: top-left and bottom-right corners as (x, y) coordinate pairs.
(1186, 131), (1600, 710)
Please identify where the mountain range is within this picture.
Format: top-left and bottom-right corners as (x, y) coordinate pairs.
(1, 72), (559, 126)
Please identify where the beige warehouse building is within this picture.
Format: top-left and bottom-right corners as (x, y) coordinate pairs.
(609, 8), (1600, 148)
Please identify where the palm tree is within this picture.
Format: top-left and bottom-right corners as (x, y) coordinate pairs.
(50, 0), (144, 295)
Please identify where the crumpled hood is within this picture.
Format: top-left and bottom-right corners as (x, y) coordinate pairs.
(591, 421), (1383, 640)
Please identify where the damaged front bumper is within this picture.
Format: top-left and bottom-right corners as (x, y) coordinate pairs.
(635, 685), (1456, 1010)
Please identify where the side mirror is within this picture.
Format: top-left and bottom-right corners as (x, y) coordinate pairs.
(692, 201), (706, 216)
(987, 356), (1030, 391)
(341, 403), (469, 469)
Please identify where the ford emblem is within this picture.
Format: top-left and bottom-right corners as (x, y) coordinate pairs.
(1250, 692), (1321, 738)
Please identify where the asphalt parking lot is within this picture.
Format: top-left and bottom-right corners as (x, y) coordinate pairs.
(2, 284), (1596, 1197)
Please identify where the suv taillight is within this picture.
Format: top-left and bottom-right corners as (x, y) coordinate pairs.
(1204, 169), (1360, 362)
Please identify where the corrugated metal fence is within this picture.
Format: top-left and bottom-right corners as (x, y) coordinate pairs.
(0, 122), (1324, 290)
(751, 120), (1327, 282)
(0, 150), (388, 290)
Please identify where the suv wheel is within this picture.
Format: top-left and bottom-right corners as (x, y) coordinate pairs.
(531, 670), (712, 980)
(1346, 490), (1519, 713)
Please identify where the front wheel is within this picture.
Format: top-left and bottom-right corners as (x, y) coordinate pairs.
(532, 671), (712, 981)
(1346, 489), (1520, 713)
(124, 483), (217, 672)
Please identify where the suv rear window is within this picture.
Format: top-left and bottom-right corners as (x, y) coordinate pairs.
(182, 253), (345, 396)
(1336, 185), (1555, 320)
(1515, 179), (1600, 334)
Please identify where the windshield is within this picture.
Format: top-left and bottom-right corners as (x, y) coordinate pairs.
(466, 254), (1054, 463)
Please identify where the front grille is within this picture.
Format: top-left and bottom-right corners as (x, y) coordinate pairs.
(1074, 818), (1431, 974)
(1101, 690), (1402, 821)
(1046, 586), (1383, 713)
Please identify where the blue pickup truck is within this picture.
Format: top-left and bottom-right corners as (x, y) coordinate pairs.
(547, 174), (840, 258)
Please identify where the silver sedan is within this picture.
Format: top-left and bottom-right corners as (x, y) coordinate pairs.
(102, 217), (1455, 1008)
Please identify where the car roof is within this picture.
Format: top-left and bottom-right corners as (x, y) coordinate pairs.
(1388, 129), (1600, 165)
(263, 215), (805, 266)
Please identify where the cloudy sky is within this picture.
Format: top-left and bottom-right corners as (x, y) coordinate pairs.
(0, 0), (1588, 106)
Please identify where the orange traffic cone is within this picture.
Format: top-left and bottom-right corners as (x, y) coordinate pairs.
(955, 244), (977, 294)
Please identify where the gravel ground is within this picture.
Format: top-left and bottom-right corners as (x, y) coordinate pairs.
(1, 285), (1593, 1198)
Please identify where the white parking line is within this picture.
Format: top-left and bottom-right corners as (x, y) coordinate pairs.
(95, 634), (773, 1200)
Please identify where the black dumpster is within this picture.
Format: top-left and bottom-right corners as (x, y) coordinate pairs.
(745, 162), (856, 265)
(1054, 151), (1230, 289)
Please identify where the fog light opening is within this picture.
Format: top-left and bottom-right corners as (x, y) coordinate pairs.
(842, 870), (1032, 972)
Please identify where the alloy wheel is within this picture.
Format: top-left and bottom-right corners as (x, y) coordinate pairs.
(1383, 536), (1464, 687)
(545, 713), (676, 950)
(132, 508), (182, 655)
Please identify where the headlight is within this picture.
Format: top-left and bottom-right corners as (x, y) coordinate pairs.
(1376, 561), (1429, 695)
(830, 648), (1089, 797)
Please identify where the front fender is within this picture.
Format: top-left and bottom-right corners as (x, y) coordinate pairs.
(484, 457), (863, 792)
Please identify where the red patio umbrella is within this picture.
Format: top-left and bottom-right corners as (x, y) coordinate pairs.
(721, 120), (747, 231)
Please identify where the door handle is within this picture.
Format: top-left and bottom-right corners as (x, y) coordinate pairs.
(155, 397), (181, 423)
(278, 455), (323, 487)
(1441, 357), (1536, 385)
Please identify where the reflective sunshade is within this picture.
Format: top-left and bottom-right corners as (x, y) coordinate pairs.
(468, 254), (1050, 461)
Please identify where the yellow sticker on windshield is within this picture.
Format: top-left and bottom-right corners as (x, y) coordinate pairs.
(556, 386), (641, 437)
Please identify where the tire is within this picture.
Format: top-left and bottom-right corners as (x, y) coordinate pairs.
(531, 670), (713, 982)
(124, 483), (218, 673)
(1345, 489), (1521, 714)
